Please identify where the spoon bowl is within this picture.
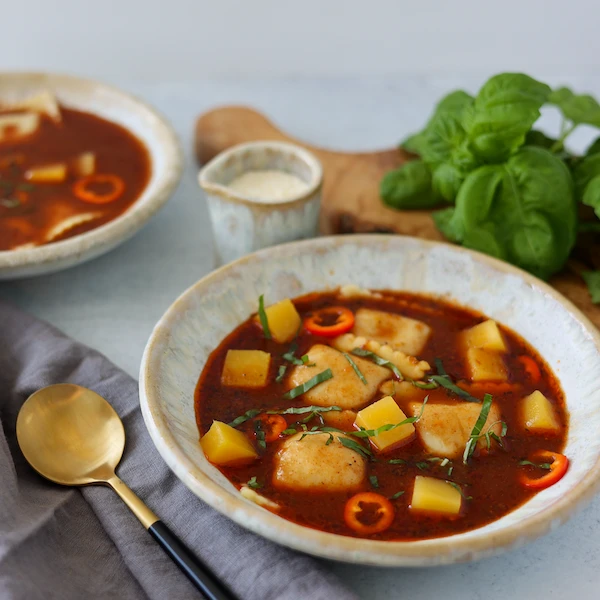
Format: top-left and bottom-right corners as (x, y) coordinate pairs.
(17, 384), (125, 485)
(16, 383), (236, 600)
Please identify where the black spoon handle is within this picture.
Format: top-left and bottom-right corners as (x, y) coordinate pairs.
(148, 521), (238, 600)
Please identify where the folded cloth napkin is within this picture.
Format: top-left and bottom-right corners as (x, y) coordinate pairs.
(0, 301), (358, 600)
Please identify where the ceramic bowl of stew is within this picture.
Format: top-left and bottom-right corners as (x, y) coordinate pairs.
(139, 234), (600, 566)
(0, 72), (183, 279)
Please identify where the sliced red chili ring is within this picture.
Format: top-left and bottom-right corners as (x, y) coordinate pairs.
(303, 306), (355, 337)
(73, 174), (125, 204)
(520, 450), (568, 490)
(344, 492), (394, 535)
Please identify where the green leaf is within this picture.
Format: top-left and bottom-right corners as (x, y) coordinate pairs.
(246, 476), (262, 489)
(369, 475), (379, 489)
(549, 87), (600, 127)
(519, 459), (552, 470)
(350, 348), (402, 379)
(351, 396), (428, 439)
(342, 352), (368, 385)
(389, 490), (405, 500)
(451, 147), (577, 280)
(525, 129), (556, 149)
(573, 154), (600, 202)
(463, 393), (493, 464)
(447, 481), (473, 500)
(431, 162), (466, 203)
(275, 365), (287, 383)
(380, 160), (441, 209)
(228, 408), (263, 428)
(283, 369), (333, 400)
(400, 90), (473, 155)
(432, 207), (463, 243)
(586, 136), (600, 157)
(257, 295), (271, 340)
(431, 358), (480, 403)
(582, 271), (600, 304)
(582, 176), (600, 219)
(338, 436), (373, 459)
(254, 420), (266, 450)
(464, 73), (551, 162)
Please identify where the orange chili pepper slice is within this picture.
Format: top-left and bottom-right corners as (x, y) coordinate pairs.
(520, 449), (569, 490)
(255, 414), (287, 443)
(344, 492), (394, 535)
(517, 355), (541, 384)
(73, 174), (125, 204)
(303, 306), (355, 337)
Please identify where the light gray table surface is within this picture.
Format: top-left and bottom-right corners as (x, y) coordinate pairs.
(2, 76), (599, 599)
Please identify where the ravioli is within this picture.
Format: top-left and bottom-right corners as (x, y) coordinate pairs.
(353, 308), (431, 355)
(408, 401), (503, 459)
(273, 432), (366, 491)
(287, 344), (390, 409)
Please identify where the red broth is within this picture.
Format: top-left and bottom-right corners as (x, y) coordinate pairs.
(195, 290), (568, 541)
(0, 106), (150, 250)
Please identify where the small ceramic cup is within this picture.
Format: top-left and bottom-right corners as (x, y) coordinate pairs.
(198, 141), (323, 264)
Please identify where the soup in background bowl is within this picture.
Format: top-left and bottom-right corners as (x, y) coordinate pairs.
(0, 72), (182, 280)
(140, 235), (600, 566)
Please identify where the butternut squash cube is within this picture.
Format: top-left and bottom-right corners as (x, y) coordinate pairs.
(410, 476), (462, 516)
(461, 319), (507, 352)
(466, 347), (507, 382)
(261, 299), (301, 343)
(522, 390), (560, 433)
(354, 396), (415, 452)
(25, 163), (67, 183)
(200, 421), (258, 466)
(221, 349), (271, 388)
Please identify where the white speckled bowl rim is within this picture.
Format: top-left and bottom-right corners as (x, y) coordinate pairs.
(139, 234), (600, 566)
(0, 72), (183, 279)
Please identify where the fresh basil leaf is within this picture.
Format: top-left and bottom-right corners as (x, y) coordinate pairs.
(338, 436), (373, 459)
(275, 365), (287, 383)
(228, 408), (263, 428)
(400, 90), (473, 155)
(525, 129), (556, 149)
(430, 374), (480, 403)
(342, 352), (368, 385)
(257, 295), (271, 340)
(246, 476), (262, 489)
(380, 160), (441, 209)
(463, 393), (493, 464)
(582, 176), (600, 219)
(573, 153), (600, 202)
(582, 271), (600, 304)
(431, 162), (465, 203)
(350, 348), (402, 379)
(463, 73), (551, 162)
(283, 369), (333, 400)
(549, 87), (600, 127)
(586, 136), (600, 157)
(432, 207), (463, 243)
(451, 147), (577, 280)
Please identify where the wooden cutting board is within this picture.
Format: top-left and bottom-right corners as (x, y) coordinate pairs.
(195, 106), (600, 329)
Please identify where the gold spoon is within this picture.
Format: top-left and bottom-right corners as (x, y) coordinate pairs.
(16, 383), (237, 600)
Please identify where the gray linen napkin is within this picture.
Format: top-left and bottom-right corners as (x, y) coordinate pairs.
(0, 301), (358, 600)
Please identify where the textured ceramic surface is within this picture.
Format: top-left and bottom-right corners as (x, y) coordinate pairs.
(139, 234), (600, 566)
(198, 141), (322, 264)
(0, 72), (183, 280)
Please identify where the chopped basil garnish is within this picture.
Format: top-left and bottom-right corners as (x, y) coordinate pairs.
(338, 436), (373, 459)
(440, 458), (450, 467)
(388, 458), (406, 465)
(519, 459), (552, 470)
(410, 379), (439, 390)
(447, 481), (472, 500)
(246, 476), (262, 489)
(350, 348), (403, 380)
(228, 404), (342, 428)
(369, 475), (379, 488)
(415, 461), (429, 470)
(463, 393), (493, 464)
(390, 490), (405, 500)
(282, 341), (304, 365)
(254, 420), (266, 450)
(283, 368), (333, 400)
(342, 352), (368, 385)
(447, 466), (454, 477)
(282, 427), (298, 435)
(257, 294), (271, 340)
(275, 365), (287, 383)
(1, 197), (20, 208)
